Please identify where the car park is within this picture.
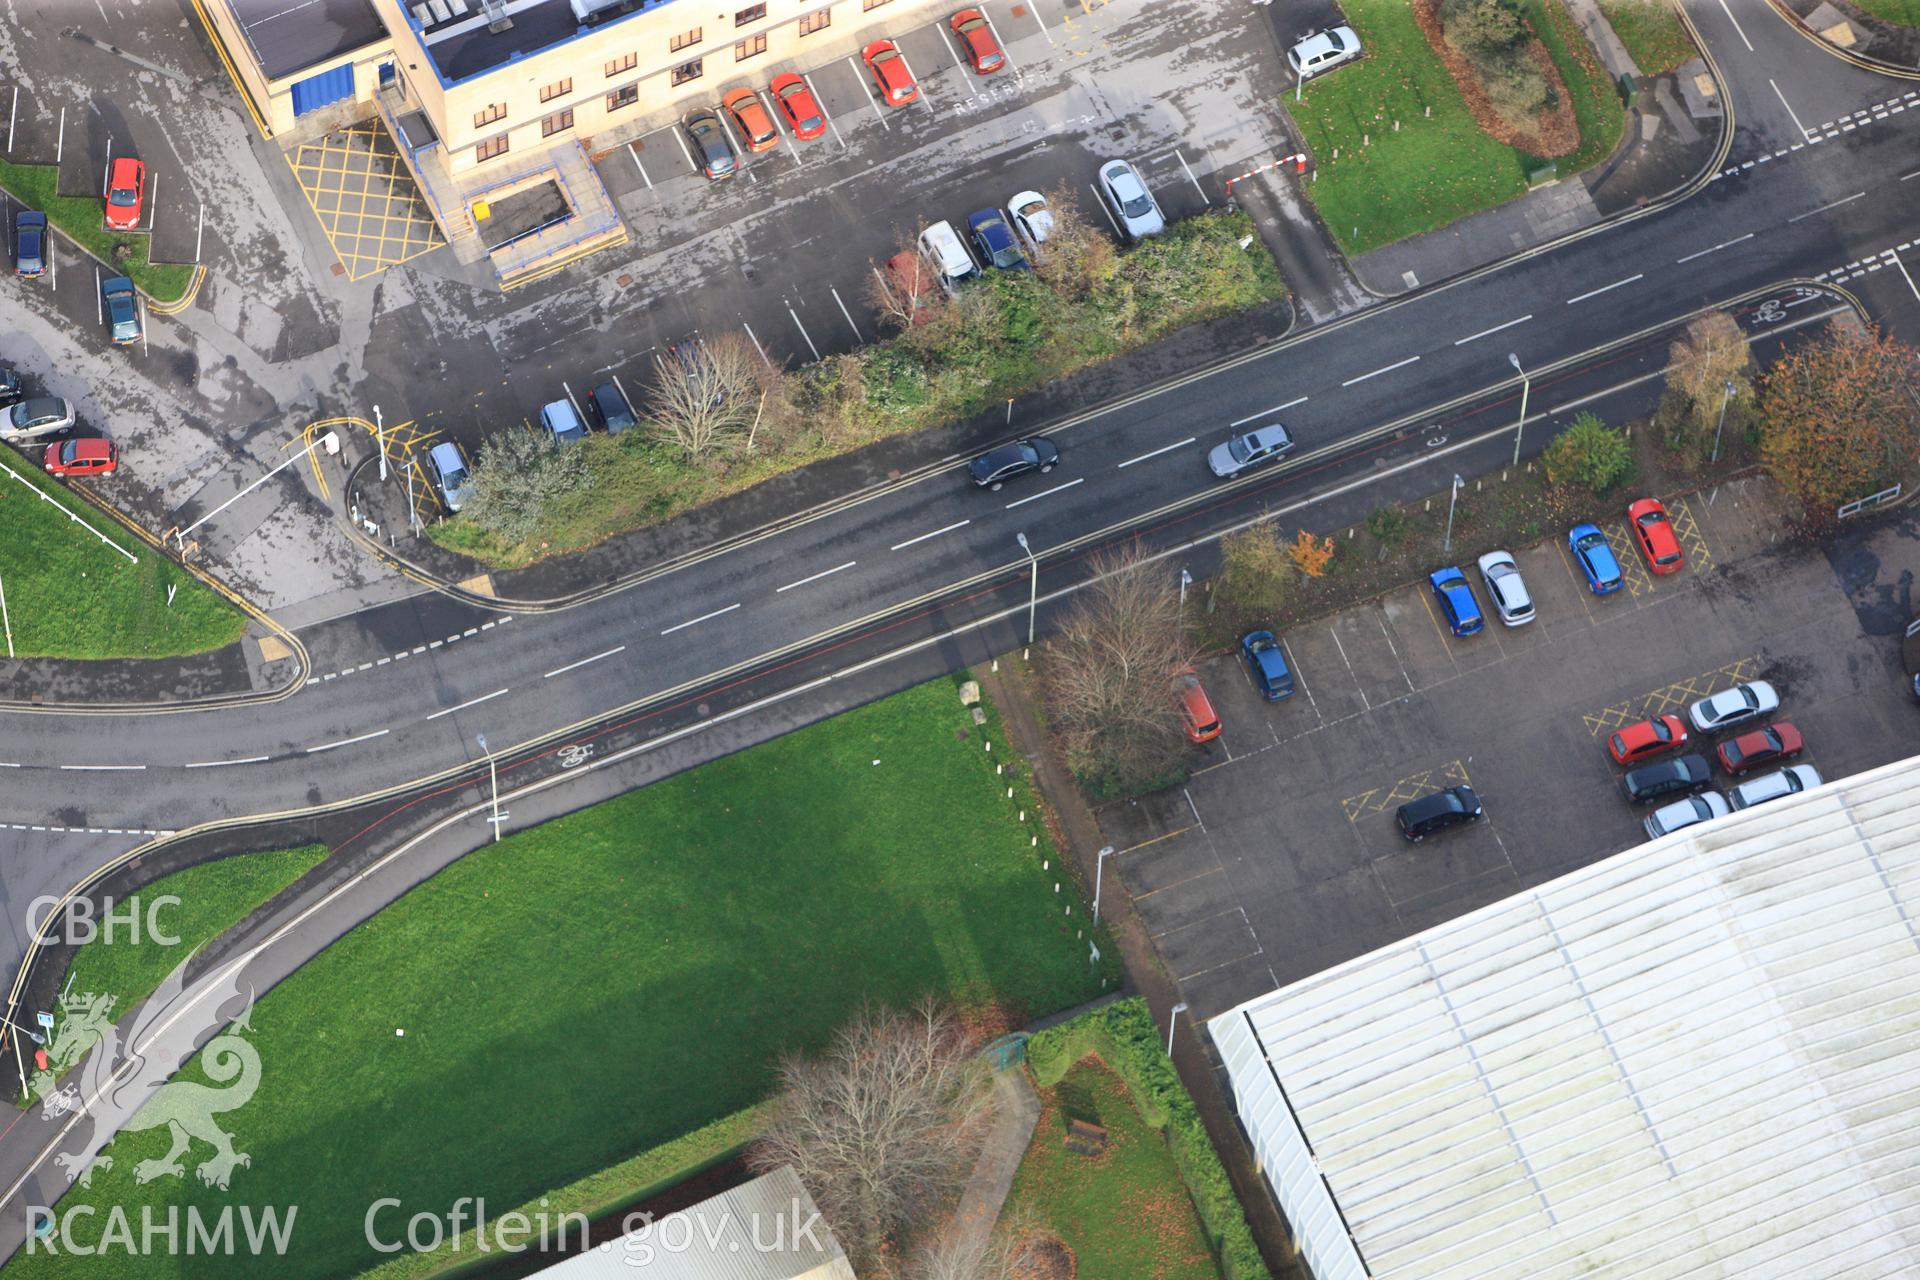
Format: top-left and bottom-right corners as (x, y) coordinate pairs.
(42, 437), (118, 477)
(14, 211), (46, 277)
(1716, 723), (1803, 775)
(589, 381), (637, 435)
(951, 8), (1005, 73)
(102, 275), (141, 345)
(1396, 786), (1482, 842)
(2, 397), (75, 440)
(919, 221), (978, 295)
(1288, 25), (1362, 78)
(1643, 792), (1729, 840)
(540, 399), (588, 445)
(1172, 668), (1222, 744)
(1628, 498), (1684, 574)
(1009, 191), (1053, 251)
(684, 110), (737, 179)
(1240, 630), (1294, 700)
(427, 440), (473, 512)
(1428, 567), (1483, 636)
(864, 39), (919, 106)
(1568, 523), (1623, 594)
(1620, 754), (1713, 804)
(966, 209), (1029, 272)
(968, 436), (1057, 490)
(770, 73), (826, 142)
(0, 369), (22, 407)
(1097, 160), (1165, 240)
(1475, 551), (1534, 626)
(1727, 764), (1822, 811)
(1608, 715), (1687, 765)
(105, 157), (145, 230)
(1687, 680), (1779, 734)
(722, 88), (779, 154)
(1206, 422), (1293, 479)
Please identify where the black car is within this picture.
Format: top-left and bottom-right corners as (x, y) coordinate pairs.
(15, 211), (46, 277)
(589, 381), (637, 435)
(684, 111), (737, 180)
(969, 437), (1059, 491)
(1396, 786), (1482, 842)
(1620, 753), (1713, 805)
(0, 368), (21, 408)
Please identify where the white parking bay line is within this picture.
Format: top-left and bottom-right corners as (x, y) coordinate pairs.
(627, 144), (653, 189)
(892, 520), (971, 551)
(1004, 477), (1084, 509)
(1089, 183), (1122, 236)
(981, 10), (1023, 78)
(897, 53), (934, 115)
(1176, 151), (1209, 205)
(1025, 0), (1054, 44)
(848, 58), (890, 128)
(307, 729), (389, 754)
(762, 90), (803, 167)
(426, 688), (510, 721)
(805, 72), (848, 149)
(777, 560), (857, 592)
(670, 123), (696, 169)
(1230, 396), (1307, 426)
(1453, 314), (1531, 345)
(1341, 355), (1420, 387)
(661, 603), (742, 635)
(787, 305), (822, 360)
(830, 286), (863, 341)
(741, 322), (774, 369)
(1117, 438), (1195, 468)
(1565, 274), (1643, 305)
(544, 646), (627, 679)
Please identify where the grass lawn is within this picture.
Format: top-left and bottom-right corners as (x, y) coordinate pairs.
(1006, 1058), (1222, 1280)
(1295, 0), (1626, 254)
(0, 457), (245, 658)
(1850, 0), (1920, 24)
(0, 161), (195, 303)
(1599, 0), (1695, 75)
(18, 678), (1118, 1279)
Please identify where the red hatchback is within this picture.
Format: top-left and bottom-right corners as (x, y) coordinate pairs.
(770, 72), (826, 141)
(1627, 498), (1683, 574)
(1172, 668), (1221, 744)
(105, 157), (145, 231)
(1608, 715), (1687, 765)
(863, 39), (918, 106)
(722, 87), (779, 153)
(950, 8), (1005, 73)
(1717, 722), (1803, 774)
(44, 437), (118, 477)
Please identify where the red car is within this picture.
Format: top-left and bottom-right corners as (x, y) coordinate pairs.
(44, 437), (118, 477)
(722, 87), (779, 153)
(863, 39), (918, 106)
(1716, 722), (1803, 774)
(770, 72), (826, 141)
(1627, 498), (1683, 575)
(1608, 715), (1687, 765)
(950, 8), (1005, 73)
(104, 157), (146, 231)
(1172, 668), (1221, 744)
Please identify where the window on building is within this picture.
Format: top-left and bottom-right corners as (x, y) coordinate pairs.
(541, 108), (575, 137)
(670, 26), (702, 52)
(734, 33), (767, 61)
(862, 0), (890, 10)
(473, 102), (506, 128)
(799, 6), (831, 34)
(538, 78), (571, 103)
(671, 58), (703, 86)
(606, 83), (639, 112)
(605, 51), (638, 78)
(476, 132), (509, 162)
(734, 2), (767, 23)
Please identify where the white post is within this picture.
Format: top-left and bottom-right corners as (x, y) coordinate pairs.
(0, 571), (13, 659)
(1508, 352), (1530, 469)
(1179, 567), (1191, 615)
(1711, 379), (1733, 464)
(1166, 1002), (1187, 1056)
(374, 404), (387, 483)
(477, 734), (502, 843)
(10, 1025), (24, 1104)
(1016, 532), (1038, 647)
(194, 202), (204, 264)
(406, 459), (421, 536)
(1443, 474), (1464, 554)
(1093, 845), (1114, 926)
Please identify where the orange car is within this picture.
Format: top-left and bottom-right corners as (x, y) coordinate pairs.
(1172, 668), (1222, 744)
(950, 8), (1005, 73)
(722, 87), (779, 153)
(770, 73), (826, 142)
(863, 39), (918, 107)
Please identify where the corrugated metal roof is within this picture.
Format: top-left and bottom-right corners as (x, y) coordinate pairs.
(527, 1166), (856, 1280)
(1209, 754), (1920, 1280)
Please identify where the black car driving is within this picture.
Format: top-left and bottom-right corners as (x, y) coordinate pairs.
(969, 437), (1059, 491)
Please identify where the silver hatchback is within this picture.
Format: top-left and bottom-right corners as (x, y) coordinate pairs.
(1207, 422), (1293, 479)
(2, 396), (75, 440)
(1476, 551), (1534, 626)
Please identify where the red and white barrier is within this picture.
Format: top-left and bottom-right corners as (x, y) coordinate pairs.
(1223, 153), (1309, 195)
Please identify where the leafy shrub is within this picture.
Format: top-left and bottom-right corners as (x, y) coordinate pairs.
(461, 428), (593, 543)
(1441, 0), (1549, 117)
(1542, 411), (1634, 494)
(1366, 504), (1409, 547)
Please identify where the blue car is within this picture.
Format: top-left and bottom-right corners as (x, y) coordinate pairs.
(1568, 522), (1623, 595)
(1240, 630), (1294, 700)
(966, 208), (1030, 271)
(1429, 567), (1483, 636)
(15, 211), (46, 277)
(102, 276), (141, 345)
(539, 398), (587, 445)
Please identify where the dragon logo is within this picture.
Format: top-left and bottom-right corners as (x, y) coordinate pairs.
(30, 954), (262, 1193)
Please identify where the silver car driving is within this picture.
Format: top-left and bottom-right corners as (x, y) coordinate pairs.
(1207, 422), (1293, 479)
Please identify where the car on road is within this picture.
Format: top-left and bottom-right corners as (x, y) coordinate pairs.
(1206, 422), (1293, 479)
(1240, 630), (1294, 700)
(1009, 191), (1053, 251)
(589, 381), (637, 435)
(2, 397), (75, 440)
(43, 437), (118, 477)
(540, 399), (588, 445)
(684, 110), (737, 179)
(951, 8), (1005, 73)
(1716, 722), (1803, 775)
(15, 210), (46, 276)
(1396, 786), (1482, 842)
(722, 87), (779, 153)
(102, 275), (141, 345)
(1288, 25), (1361, 78)
(969, 437), (1058, 490)
(1568, 522), (1623, 595)
(1687, 680), (1779, 734)
(1643, 792), (1729, 841)
(919, 220), (978, 295)
(1172, 667), (1222, 744)
(966, 209), (1029, 271)
(1608, 715), (1687, 766)
(105, 157), (145, 230)
(770, 73), (826, 141)
(1429, 567), (1483, 636)
(1627, 497), (1684, 574)
(1620, 754), (1713, 804)
(0, 369), (22, 407)
(1097, 160), (1164, 240)
(1476, 550), (1534, 626)
(427, 440), (473, 512)
(1727, 764), (1822, 811)
(864, 39), (919, 106)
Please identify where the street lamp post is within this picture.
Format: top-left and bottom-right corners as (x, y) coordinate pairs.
(374, 403), (387, 483)
(1015, 532), (1039, 647)
(406, 458), (421, 536)
(1443, 474), (1464, 554)
(1508, 353), (1530, 468)
(1711, 379), (1734, 464)
(1166, 1001), (1188, 1056)
(476, 733), (503, 843)
(1179, 567), (1192, 615)
(1093, 845), (1115, 926)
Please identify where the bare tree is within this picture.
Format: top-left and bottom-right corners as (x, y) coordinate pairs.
(867, 234), (949, 333)
(1045, 541), (1197, 795)
(750, 999), (993, 1273)
(909, 1210), (1037, 1280)
(646, 331), (784, 458)
(1032, 183), (1116, 302)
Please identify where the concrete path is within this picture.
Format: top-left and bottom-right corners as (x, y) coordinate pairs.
(941, 1069), (1042, 1268)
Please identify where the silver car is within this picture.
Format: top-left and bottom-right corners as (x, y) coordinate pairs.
(1728, 765), (1822, 811)
(1009, 190), (1053, 251)
(2, 396), (75, 440)
(1097, 160), (1164, 240)
(1687, 680), (1780, 734)
(1476, 551), (1534, 626)
(1643, 792), (1729, 841)
(1288, 25), (1362, 78)
(1207, 422), (1293, 479)
(428, 440), (473, 513)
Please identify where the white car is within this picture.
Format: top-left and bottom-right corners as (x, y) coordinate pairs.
(1728, 765), (1822, 811)
(1288, 25), (1362, 78)
(1476, 551), (1534, 626)
(1096, 160), (1164, 240)
(1687, 680), (1780, 734)
(918, 220), (978, 295)
(1643, 792), (1729, 841)
(1009, 190), (1054, 250)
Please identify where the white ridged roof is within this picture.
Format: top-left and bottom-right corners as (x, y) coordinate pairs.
(1209, 753), (1920, 1280)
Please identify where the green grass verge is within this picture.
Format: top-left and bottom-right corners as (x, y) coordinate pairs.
(0, 161), (194, 303)
(1295, 0), (1626, 254)
(1599, 0), (1695, 75)
(0, 456), (245, 658)
(18, 677), (1120, 1279)
(1849, 0), (1920, 24)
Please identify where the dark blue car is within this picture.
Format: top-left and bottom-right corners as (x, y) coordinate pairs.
(1568, 522), (1623, 595)
(15, 211), (46, 277)
(966, 208), (1029, 271)
(1429, 567), (1483, 636)
(1240, 630), (1294, 700)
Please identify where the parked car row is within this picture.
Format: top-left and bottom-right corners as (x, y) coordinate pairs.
(0, 369), (119, 475)
(1160, 628), (1297, 751)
